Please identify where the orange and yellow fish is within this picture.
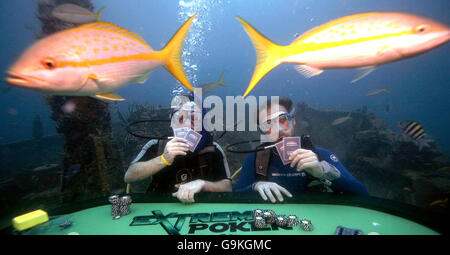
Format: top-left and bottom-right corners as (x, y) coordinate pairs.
(429, 198), (448, 207)
(237, 12), (450, 97)
(5, 15), (197, 101)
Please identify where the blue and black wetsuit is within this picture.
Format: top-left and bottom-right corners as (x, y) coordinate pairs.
(233, 147), (369, 196)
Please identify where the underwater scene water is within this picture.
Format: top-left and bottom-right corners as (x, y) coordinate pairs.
(0, 0), (449, 234)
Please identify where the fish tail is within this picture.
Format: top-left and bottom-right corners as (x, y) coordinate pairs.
(95, 6), (106, 21)
(236, 17), (287, 98)
(158, 14), (197, 92)
(418, 138), (434, 151)
(217, 71), (228, 87)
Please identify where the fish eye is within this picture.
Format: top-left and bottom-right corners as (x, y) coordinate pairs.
(415, 25), (428, 33)
(41, 58), (56, 69)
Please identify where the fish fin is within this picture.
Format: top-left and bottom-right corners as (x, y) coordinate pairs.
(158, 15), (197, 92)
(89, 73), (146, 83)
(83, 22), (148, 45)
(95, 6), (105, 21)
(88, 73), (111, 83)
(94, 93), (125, 101)
(294, 65), (323, 78)
(236, 17), (287, 98)
(351, 66), (376, 83)
(217, 71), (228, 87)
(418, 139), (434, 151)
(134, 71), (152, 84)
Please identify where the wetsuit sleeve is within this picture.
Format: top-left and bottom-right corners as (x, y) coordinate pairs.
(317, 148), (369, 196)
(233, 153), (256, 192)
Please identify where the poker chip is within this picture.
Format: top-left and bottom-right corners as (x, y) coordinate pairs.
(109, 195), (120, 217)
(275, 215), (288, 227)
(263, 210), (276, 224)
(253, 209), (264, 219)
(300, 219), (314, 231)
(254, 216), (266, 228)
(286, 215), (299, 227)
(119, 196), (132, 216)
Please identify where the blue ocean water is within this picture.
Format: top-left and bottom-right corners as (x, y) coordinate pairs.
(0, 0), (449, 154)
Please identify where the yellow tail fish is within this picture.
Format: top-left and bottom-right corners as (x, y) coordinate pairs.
(332, 112), (352, 126)
(196, 71), (229, 95)
(52, 4), (105, 24)
(237, 12), (450, 97)
(5, 15), (197, 101)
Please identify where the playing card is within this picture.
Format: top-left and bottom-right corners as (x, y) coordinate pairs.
(275, 141), (290, 165)
(283, 136), (301, 160)
(185, 129), (202, 152)
(173, 127), (189, 138)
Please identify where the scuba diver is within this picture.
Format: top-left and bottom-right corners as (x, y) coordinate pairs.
(233, 97), (369, 203)
(124, 94), (232, 203)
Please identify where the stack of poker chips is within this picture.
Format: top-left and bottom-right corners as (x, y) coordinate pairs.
(253, 209), (264, 219)
(275, 215), (288, 227)
(108, 195), (121, 219)
(119, 195), (132, 216)
(300, 219), (314, 231)
(262, 210), (276, 224)
(286, 215), (299, 227)
(253, 209), (302, 229)
(254, 216), (266, 228)
(109, 195), (133, 219)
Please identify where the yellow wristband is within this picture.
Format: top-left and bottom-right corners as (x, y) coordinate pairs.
(161, 154), (172, 166)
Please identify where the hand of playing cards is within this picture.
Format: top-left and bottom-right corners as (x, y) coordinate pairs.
(173, 127), (203, 152)
(274, 136), (301, 165)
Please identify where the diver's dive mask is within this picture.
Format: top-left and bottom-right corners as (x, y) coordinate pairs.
(258, 112), (294, 135)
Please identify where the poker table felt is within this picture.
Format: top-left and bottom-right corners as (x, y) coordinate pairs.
(5, 193), (448, 235)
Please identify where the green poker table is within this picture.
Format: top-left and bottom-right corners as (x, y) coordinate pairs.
(3, 193), (448, 235)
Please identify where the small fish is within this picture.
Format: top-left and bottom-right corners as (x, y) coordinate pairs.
(7, 108), (18, 116)
(403, 187), (413, 192)
(196, 71), (229, 95)
(399, 120), (434, 150)
(386, 102), (392, 112)
(64, 164), (81, 179)
(5, 15), (197, 101)
(33, 163), (59, 171)
(366, 86), (390, 96)
(429, 198), (448, 207)
(437, 166), (450, 171)
(332, 112), (352, 126)
(236, 13), (450, 97)
(52, 4), (105, 24)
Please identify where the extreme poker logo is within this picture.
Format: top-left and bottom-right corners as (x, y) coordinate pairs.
(130, 210), (295, 235)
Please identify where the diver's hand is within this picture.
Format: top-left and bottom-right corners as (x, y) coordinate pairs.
(253, 181), (293, 203)
(162, 137), (189, 164)
(289, 149), (324, 179)
(172, 180), (205, 204)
